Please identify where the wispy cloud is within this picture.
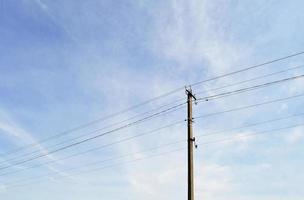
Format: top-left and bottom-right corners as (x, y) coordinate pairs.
(0, 183), (7, 193)
(0, 109), (67, 177)
(149, 0), (252, 74)
(1, 0), (304, 199)
(32, 0), (77, 41)
(285, 127), (304, 144)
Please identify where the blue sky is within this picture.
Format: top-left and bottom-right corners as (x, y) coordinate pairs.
(0, 0), (304, 199)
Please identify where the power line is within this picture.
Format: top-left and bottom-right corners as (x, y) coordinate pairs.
(2, 52), (303, 159)
(3, 140), (185, 180)
(0, 103), (186, 171)
(195, 112), (304, 137)
(2, 51), (304, 191)
(0, 120), (186, 177)
(4, 146), (185, 189)
(195, 64), (304, 95)
(2, 51), (303, 158)
(0, 100), (186, 165)
(2, 90), (303, 171)
(197, 123), (304, 146)
(190, 51), (304, 87)
(196, 74), (304, 101)
(195, 93), (304, 119)
(0, 98), (186, 158)
(4, 121), (304, 189)
(2, 112), (303, 177)
(2, 81), (303, 174)
(2, 69), (293, 166)
(166, 65), (304, 108)
(153, 113), (304, 146)
(172, 73), (304, 110)
(35, 122), (304, 180)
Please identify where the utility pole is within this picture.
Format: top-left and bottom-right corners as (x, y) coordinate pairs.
(186, 88), (196, 200)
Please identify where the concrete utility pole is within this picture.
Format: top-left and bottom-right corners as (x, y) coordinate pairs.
(186, 88), (196, 200)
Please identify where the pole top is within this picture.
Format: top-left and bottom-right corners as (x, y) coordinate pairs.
(185, 86), (197, 100)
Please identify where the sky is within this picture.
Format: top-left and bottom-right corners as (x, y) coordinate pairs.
(0, 0), (304, 200)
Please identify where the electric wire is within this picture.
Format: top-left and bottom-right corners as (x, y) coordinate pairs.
(4, 121), (304, 189)
(0, 103), (186, 171)
(5, 147), (186, 189)
(2, 73), (300, 166)
(2, 51), (303, 157)
(0, 99), (186, 165)
(195, 93), (304, 119)
(195, 74), (304, 101)
(195, 112), (304, 137)
(0, 98), (186, 158)
(0, 120), (186, 177)
(1, 112), (303, 177)
(195, 64), (304, 94)
(197, 123), (304, 146)
(2, 81), (304, 168)
(190, 51), (304, 87)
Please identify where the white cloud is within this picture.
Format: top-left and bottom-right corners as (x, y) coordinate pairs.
(1, 1), (304, 199)
(34, 0), (48, 11)
(125, 152), (186, 200)
(0, 120), (28, 139)
(285, 127), (304, 144)
(129, 171), (158, 195)
(32, 0), (77, 41)
(196, 163), (234, 199)
(287, 77), (304, 95)
(0, 184), (7, 193)
(0, 109), (69, 177)
(0, 110), (37, 143)
(150, 0), (253, 75)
